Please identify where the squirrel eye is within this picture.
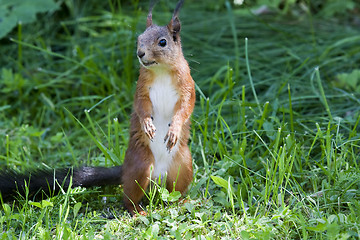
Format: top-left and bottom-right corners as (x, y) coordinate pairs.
(158, 39), (167, 47)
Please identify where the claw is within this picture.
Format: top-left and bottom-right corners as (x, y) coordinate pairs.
(164, 131), (178, 152)
(143, 117), (156, 140)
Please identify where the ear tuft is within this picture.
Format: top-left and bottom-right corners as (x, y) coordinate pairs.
(168, 0), (184, 42)
(146, 0), (158, 28)
(172, 0), (185, 19)
(146, 12), (153, 28)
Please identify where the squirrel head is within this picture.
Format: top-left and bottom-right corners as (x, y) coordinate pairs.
(137, 0), (185, 70)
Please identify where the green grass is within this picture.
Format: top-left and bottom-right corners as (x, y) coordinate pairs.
(1, 1), (360, 239)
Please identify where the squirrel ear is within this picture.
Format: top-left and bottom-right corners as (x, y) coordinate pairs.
(168, 17), (181, 42)
(168, 0), (184, 41)
(146, 12), (153, 28)
(147, 0), (157, 28)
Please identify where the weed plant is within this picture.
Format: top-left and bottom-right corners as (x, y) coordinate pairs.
(0, 0), (359, 239)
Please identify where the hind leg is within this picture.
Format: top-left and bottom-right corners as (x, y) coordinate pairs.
(122, 144), (154, 215)
(166, 144), (193, 194)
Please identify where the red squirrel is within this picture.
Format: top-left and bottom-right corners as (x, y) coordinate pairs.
(122, 0), (195, 215)
(0, 0), (195, 216)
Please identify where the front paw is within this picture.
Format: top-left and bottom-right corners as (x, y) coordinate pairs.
(164, 125), (181, 152)
(142, 117), (156, 140)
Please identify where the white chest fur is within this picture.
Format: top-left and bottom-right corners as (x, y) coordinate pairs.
(149, 71), (179, 179)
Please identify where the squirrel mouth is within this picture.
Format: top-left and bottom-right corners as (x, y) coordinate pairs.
(143, 61), (156, 66)
(138, 58), (157, 67)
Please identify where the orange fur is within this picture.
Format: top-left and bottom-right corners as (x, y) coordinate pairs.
(122, 0), (195, 215)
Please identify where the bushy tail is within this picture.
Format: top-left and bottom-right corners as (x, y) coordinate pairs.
(0, 166), (122, 201)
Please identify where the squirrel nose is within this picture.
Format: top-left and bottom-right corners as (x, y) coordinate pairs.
(137, 50), (145, 58)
